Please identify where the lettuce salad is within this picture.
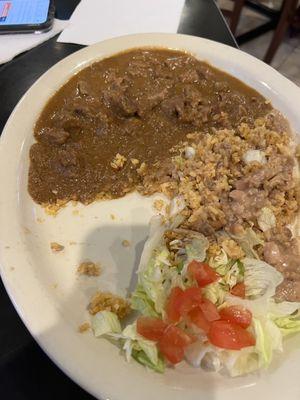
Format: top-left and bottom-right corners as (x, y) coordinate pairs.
(91, 216), (300, 377)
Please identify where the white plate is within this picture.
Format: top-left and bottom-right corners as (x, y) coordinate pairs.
(1, 33), (300, 400)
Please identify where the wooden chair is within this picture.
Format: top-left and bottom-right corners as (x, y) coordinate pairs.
(222, 0), (299, 63)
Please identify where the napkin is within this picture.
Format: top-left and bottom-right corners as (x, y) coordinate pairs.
(0, 19), (68, 65)
(58, 0), (185, 46)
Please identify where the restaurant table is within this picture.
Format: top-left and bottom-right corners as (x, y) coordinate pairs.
(0, 1), (237, 399)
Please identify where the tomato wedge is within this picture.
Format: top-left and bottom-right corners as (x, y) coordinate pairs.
(166, 287), (184, 323)
(199, 298), (220, 322)
(158, 325), (195, 364)
(189, 308), (211, 333)
(188, 260), (219, 287)
(136, 317), (167, 341)
(163, 325), (195, 347)
(166, 286), (203, 322)
(208, 320), (256, 350)
(178, 287), (203, 316)
(158, 339), (185, 364)
(219, 305), (252, 328)
(231, 282), (246, 298)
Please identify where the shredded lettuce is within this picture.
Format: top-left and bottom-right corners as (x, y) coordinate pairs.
(132, 349), (165, 373)
(206, 255), (244, 301)
(243, 258), (283, 299)
(185, 236), (209, 262)
(221, 347), (260, 377)
(203, 282), (226, 306)
(208, 250), (244, 290)
(252, 317), (283, 368)
(136, 244), (188, 315)
(269, 300), (300, 317)
(137, 245), (169, 315)
(229, 227), (263, 259)
(222, 260), (245, 288)
(119, 323), (165, 373)
(131, 285), (160, 317)
(209, 249), (228, 271)
(92, 317), (165, 373)
(137, 216), (166, 274)
(91, 311), (121, 337)
(274, 312), (300, 336)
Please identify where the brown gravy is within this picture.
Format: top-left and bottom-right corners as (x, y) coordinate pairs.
(28, 48), (270, 205)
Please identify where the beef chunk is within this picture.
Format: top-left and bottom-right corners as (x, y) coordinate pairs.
(77, 80), (90, 96)
(161, 86), (211, 126)
(36, 127), (70, 145)
(103, 78), (138, 118)
(179, 69), (200, 83)
(136, 88), (169, 117)
(58, 148), (78, 167)
(161, 96), (185, 117)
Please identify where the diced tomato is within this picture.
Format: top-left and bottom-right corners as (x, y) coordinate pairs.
(158, 339), (185, 364)
(219, 305), (252, 329)
(166, 286), (203, 322)
(136, 317), (167, 341)
(231, 282), (246, 298)
(199, 298), (220, 322)
(163, 325), (195, 347)
(208, 320), (256, 350)
(158, 325), (195, 364)
(166, 287), (184, 323)
(188, 260), (220, 287)
(189, 308), (211, 333)
(178, 287), (203, 316)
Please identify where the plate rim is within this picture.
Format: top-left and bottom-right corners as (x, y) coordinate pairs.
(1, 32), (300, 400)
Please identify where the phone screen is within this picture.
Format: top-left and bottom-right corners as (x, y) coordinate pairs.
(0, 0), (50, 26)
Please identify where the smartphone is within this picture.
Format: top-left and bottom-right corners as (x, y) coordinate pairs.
(0, 0), (55, 34)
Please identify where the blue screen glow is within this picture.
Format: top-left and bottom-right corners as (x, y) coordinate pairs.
(0, 0), (50, 25)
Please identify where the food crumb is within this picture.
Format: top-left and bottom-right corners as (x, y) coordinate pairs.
(78, 322), (90, 333)
(186, 132), (198, 140)
(122, 240), (131, 247)
(69, 241), (77, 245)
(130, 158), (140, 166)
(72, 210), (80, 216)
(77, 261), (101, 277)
(137, 162), (147, 175)
(52, 283), (58, 289)
(153, 199), (165, 212)
(5, 246), (10, 249)
(111, 153), (127, 170)
(110, 213), (116, 220)
(37, 217), (45, 223)
(44, 200), (67, 216)
(10, 267), (15, 271)
(50, 242), (64, 252)
(88, 291), (131, 319)
(23, 227), (31, 234)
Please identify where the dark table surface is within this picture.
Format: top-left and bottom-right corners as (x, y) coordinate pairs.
(0, 1), (236, 399)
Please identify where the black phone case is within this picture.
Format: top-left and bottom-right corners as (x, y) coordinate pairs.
(0, 0), (55, 34)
